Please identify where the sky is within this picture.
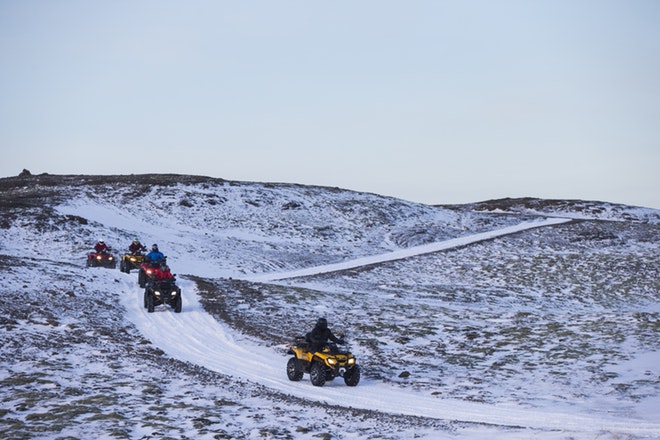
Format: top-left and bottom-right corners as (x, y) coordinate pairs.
(1, 1), (659, 209)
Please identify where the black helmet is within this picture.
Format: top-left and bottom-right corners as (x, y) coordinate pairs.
(152, 244), (159, 251)
(316, 318), (327, 330)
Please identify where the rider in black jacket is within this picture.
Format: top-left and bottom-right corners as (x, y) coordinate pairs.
(306, 318), (345, 353)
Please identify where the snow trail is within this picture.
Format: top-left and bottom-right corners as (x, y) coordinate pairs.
(247, 217), (572, 282)
(120, 280), (660, 436)
(120, 218), (660, 436)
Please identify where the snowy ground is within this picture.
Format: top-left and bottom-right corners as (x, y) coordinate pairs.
(1, 174), (658, 439)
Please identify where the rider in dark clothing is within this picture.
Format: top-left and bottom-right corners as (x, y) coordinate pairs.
(306, 318), (345, 353)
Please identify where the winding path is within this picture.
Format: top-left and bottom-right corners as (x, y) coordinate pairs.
(120, 218), (660, 437)
(248, 217), (572, 282)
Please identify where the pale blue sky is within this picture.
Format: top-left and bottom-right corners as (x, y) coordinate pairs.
(1, 1), (659, 208)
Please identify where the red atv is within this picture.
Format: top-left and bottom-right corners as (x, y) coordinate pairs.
(86, 250), (117, 269)
(138, 257), (167, 287)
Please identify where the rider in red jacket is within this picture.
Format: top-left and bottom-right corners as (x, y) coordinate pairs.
(94, 240), (109, 254)
(152, 263), (174, 282)
(128, 238), (147, 255)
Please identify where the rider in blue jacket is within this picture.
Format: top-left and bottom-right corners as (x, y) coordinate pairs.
(146, 244), (165, 263)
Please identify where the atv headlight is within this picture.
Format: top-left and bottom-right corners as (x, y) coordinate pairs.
(96, 256), (102, 260)
(130, 257), (137, 262)
(108, 256), (113, 261)
(154, 291), (161, 297)
(171, 290), (178, 296)
(348, 358), (355, 365)
(327, 358), (337, 366)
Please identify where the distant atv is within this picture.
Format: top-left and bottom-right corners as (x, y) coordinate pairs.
(144, 278), (182, 313)
(86, 250), (117, 269)
(120, 252), (144, 273)
(287, 337), (360, 387)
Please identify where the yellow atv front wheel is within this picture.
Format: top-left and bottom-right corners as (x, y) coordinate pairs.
(310, 361), (327, 387)
(344, 364), (361, 386)
(286, 357), (304, 381)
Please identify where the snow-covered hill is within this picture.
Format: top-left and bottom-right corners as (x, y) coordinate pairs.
(1, 173), (658, 439)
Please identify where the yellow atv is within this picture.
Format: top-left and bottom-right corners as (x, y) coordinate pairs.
(119, 253), (144, 273)
(287, 336), (360, 387)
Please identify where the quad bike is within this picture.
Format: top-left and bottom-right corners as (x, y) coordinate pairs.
(86, 250), (117, 269)
(144, 278), (182, 313)
(287, 336), (360, 387)
(120, 252), (144, 273)
(138, 259), (164, 288)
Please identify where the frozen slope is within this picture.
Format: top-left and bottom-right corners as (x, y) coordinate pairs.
(3, 175), (657, 438)
(119, 219), (660, 438)
(120, 279), (660, 437)
(248, 217), (572, 281)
